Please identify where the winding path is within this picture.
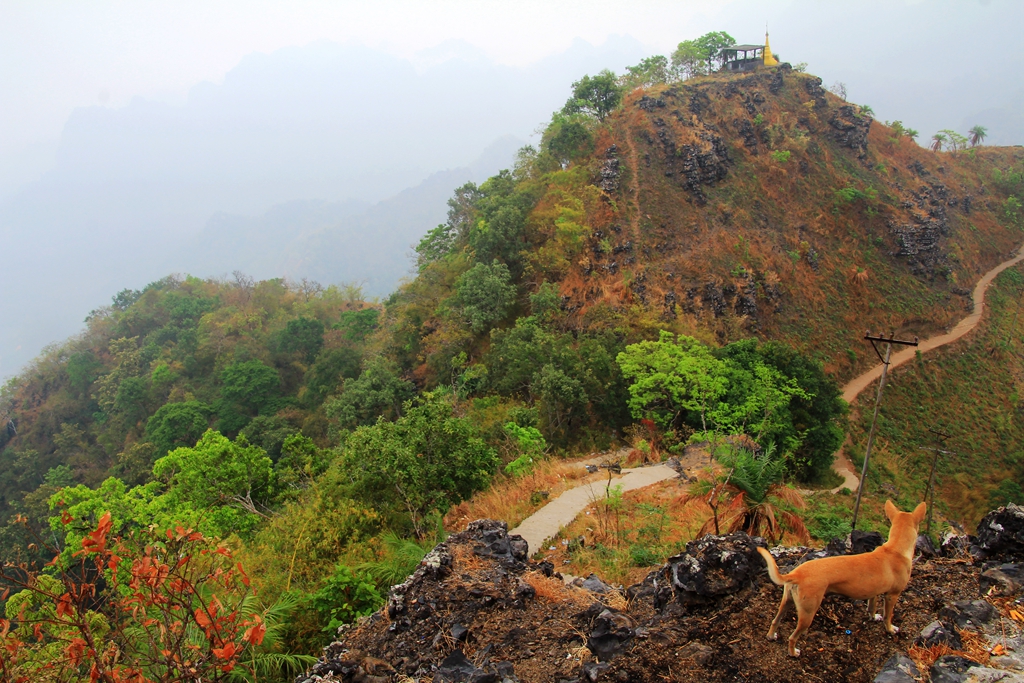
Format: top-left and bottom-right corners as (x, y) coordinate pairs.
(510, 245), (1024, 553)
(830, 244), (1024, 493)
(509, 464), (676, 555)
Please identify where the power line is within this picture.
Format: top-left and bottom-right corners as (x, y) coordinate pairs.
(851, 331), (919, 530)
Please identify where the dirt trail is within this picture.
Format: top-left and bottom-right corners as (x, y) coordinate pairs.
(624, 129), (642, 240)
(831, 245), (1024, 493)
(509, 464), (676, 554)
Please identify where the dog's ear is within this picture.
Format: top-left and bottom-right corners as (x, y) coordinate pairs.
(884, 499), (897, 521)
(912, 502), (927, 524)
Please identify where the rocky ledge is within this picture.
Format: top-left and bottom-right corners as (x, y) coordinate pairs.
(297, 506), (1024, 683)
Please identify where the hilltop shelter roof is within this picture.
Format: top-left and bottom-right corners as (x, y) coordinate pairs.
(726, 44), (764, 52)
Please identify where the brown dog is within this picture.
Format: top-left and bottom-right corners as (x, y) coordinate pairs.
(757, 500), (926, 656)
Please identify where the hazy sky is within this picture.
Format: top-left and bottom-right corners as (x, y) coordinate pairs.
(4, 0), (1020, 195)
(1, 0), (1022, 379)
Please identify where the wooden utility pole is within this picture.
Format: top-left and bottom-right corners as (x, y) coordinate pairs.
(918, 428), (957, 537)
(851, 331), (919, 530)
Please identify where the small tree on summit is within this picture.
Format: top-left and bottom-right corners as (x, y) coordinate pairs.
(969, 125), (988, 147)
(562, 70), (623, 121)
(930, 132), (946, 152)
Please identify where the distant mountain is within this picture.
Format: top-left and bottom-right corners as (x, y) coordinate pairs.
(0, 37), (645, 377)
(178, 135), (524, 294)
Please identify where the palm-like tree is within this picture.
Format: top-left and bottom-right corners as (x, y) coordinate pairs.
(969, 125), (988, 147)
(681, 444), (809, 544)
(930, 133), (947, 152)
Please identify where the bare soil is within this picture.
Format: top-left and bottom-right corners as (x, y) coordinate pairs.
(333, 532), (985, 683)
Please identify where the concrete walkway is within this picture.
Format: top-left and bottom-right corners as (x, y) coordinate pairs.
(830, 245), (1024, 494)
(509, 464), (677, 555)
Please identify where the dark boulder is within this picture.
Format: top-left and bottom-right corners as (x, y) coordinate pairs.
(915, 620), (962, 650)
(941, 531), (973, 558)
(587, 608), (636, 662)
(659, 533), (766, 607)
(916, 534), (939, 558)
(979, 563), (1024, 597)
(929, 655), (980, 683)
(829, 104), (872, 158)
(850, 529), (884, 554)
(938, 600), (997, 629)
(433, 649), (500, 683)
(873, 653), (920, 683)
(975, 504), (1024, 560)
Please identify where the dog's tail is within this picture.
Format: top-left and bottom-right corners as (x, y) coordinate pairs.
(756, 547), (787, 585)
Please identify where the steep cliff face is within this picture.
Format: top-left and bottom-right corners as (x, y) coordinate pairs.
(541, 66), (1022, 378)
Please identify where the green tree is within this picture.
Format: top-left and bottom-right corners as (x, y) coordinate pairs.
(719, 339), (845, 481)
(930, 132), (947, 152)
(339, 391), (498, 536)
(145, 400), (213, 456)
(621, 55), (670, 88)
(969, 125), (988, 147)
(221, 360), (281, 416)
(303, 347), (362, 407)
(152, 429), (275, 537)
(275, 317), (325, 364)
(541, 112), (595, 169)
(694, 31), (736, 71)
(617, 331), (729, 433)
(562, 70), (623, 121)
(683, 445), (808, 544)
(325, 356), (415, 429)
(454, 260), (517, 333)
(671, 40), (707, 79)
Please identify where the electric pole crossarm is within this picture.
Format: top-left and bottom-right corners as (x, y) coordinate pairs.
(850, 331), (922, 530)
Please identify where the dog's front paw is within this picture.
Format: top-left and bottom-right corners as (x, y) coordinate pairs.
(889, 626), (900, 635)
(767, 633), (778, 641)
(790, 648), (801, 657)
(873, 613), (883, 622)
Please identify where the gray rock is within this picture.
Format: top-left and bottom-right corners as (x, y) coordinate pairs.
(939, 600), (997, 629)
(980, 564), (1024, 597)
(917, 534), (940, 558)
(976, 504), (1024, 560)
(660, 533), (766, 607)
(931, 655), (981, 683)
(963, 667), (1024, 682)
(916, 620), (963, 649)
(588, 609), (636, 662)
(874, 653), (920, 683)
(579, 573), (612, 594)
(851, 529), (884, 554)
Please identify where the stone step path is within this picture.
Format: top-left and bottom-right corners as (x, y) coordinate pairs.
(509, 464), (677, 555)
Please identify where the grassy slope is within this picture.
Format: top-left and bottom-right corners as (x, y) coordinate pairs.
(846, 266), (1024, 528)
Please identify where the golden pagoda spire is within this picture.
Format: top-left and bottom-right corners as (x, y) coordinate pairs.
(763, 27), (779, 66)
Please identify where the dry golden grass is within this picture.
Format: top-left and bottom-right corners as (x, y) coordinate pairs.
(908, 626), (991, 674)
(522, 571), (594, 608)
(444, 457), (598, 531)
(450, 544), (488, 576)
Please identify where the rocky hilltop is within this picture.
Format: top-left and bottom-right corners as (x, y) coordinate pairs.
(548, 65), (1023, 379)
(297, 506), (1024, 683)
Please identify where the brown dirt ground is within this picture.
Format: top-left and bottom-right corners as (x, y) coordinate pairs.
(337, 534), (986, 683)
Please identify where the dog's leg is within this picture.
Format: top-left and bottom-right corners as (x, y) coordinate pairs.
(869, 595), (885, 622)
(882, 592), (901, 634)
(787, 587), (823, 657)
(766, 583), (792, 641)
